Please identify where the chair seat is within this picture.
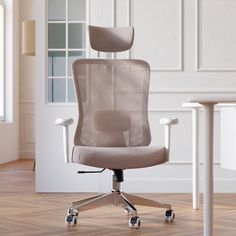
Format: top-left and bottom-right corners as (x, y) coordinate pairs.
(72, 146), (168, 170)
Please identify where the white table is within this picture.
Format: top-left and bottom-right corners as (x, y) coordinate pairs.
(220, 104), (236, 170)
(182, 102), (201, 210)
(183, 95), (236, 236)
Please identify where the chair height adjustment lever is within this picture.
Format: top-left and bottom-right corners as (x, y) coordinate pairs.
(77, 168), (106, 174)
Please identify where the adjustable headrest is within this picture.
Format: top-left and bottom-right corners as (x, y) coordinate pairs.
(89, 25), (134, 52)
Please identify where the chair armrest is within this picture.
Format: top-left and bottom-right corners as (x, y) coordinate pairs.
(55, 118), (74, 126)
(160, 118), (179, 126)
(160, 118), (178, 159)
(55, 118), (74, 163)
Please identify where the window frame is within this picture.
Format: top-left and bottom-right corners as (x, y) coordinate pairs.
(47, 0), (89, 105)
(0, 0), (5, 121)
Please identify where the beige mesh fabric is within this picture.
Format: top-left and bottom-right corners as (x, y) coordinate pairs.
(89, 25), (134, 52)
(72, 59), (151, 148)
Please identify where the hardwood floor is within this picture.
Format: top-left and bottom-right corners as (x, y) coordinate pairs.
(0, 160), (235, 235)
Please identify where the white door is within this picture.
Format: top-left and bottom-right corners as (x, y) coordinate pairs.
(35, 0), (115, 192)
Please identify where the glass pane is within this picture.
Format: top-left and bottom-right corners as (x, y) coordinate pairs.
(68, 23), (86, 49)
(48, 79), (66, 103)
(48, 0), (66, 21)
(48, 23), (66, 49)
(68, 0), (86, 21)
(48, 51), (66, 76)
(68, 79), (76, 103)
(68, 51), (86, 76)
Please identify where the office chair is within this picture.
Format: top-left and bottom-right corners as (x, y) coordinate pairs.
(56, 25), (178, 229)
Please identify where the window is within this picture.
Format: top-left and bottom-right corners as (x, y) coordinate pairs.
(47, 0), (87, 103)
(0, 0), (4, 121)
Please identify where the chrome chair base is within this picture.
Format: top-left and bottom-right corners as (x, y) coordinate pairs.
(65, 174), (174, 228)
(71, 174), (171, 215)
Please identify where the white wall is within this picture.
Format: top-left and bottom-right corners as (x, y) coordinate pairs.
(0, 0), (20, 165)
(19, 0), (36, 159)
(35, 0), (236, 193)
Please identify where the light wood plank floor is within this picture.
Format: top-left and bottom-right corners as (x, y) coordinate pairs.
(0, 160), (236, 236)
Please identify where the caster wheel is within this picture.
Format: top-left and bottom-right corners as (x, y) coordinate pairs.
(67, 208), (78, 216)
(129, 216), (141, 229)
(165, 209), (175, 222)
(65, 215), (78, 227)
(65, 208), (79, 227)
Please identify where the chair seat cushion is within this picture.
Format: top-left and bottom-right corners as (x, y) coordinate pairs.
(72, 146), (168, 170)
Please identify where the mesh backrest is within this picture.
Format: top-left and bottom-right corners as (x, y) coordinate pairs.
(72, 59), (151, 147)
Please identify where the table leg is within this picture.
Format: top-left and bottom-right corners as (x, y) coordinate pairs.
(203, 104), (214, 236)
(192, 108), (200, 210)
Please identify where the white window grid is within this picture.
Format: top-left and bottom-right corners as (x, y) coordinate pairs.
(47, 0), (89, 104)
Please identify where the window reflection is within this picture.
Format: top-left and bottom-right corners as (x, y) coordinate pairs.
(68, 51), (85, 76)
(68, 0), (86, 21)
(68, 23), (86, 49)
(48, 51), (66, 76)
(48, 23), (66, 49)
(68, 79), (76, 103)
(48, 0), (66, 21)
(48, 79), (66, 103)
(47, 0), (87, 103)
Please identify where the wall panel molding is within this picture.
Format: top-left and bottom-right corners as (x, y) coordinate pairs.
(149, 88), (236, 94)
(196, 0), (236, 71)
(20, 100), (35, 104)
(129, 0), (183, 71)
(20, 151), (35, 159)
(23, 112), (35, 143)
(148, 109), (220, 113)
